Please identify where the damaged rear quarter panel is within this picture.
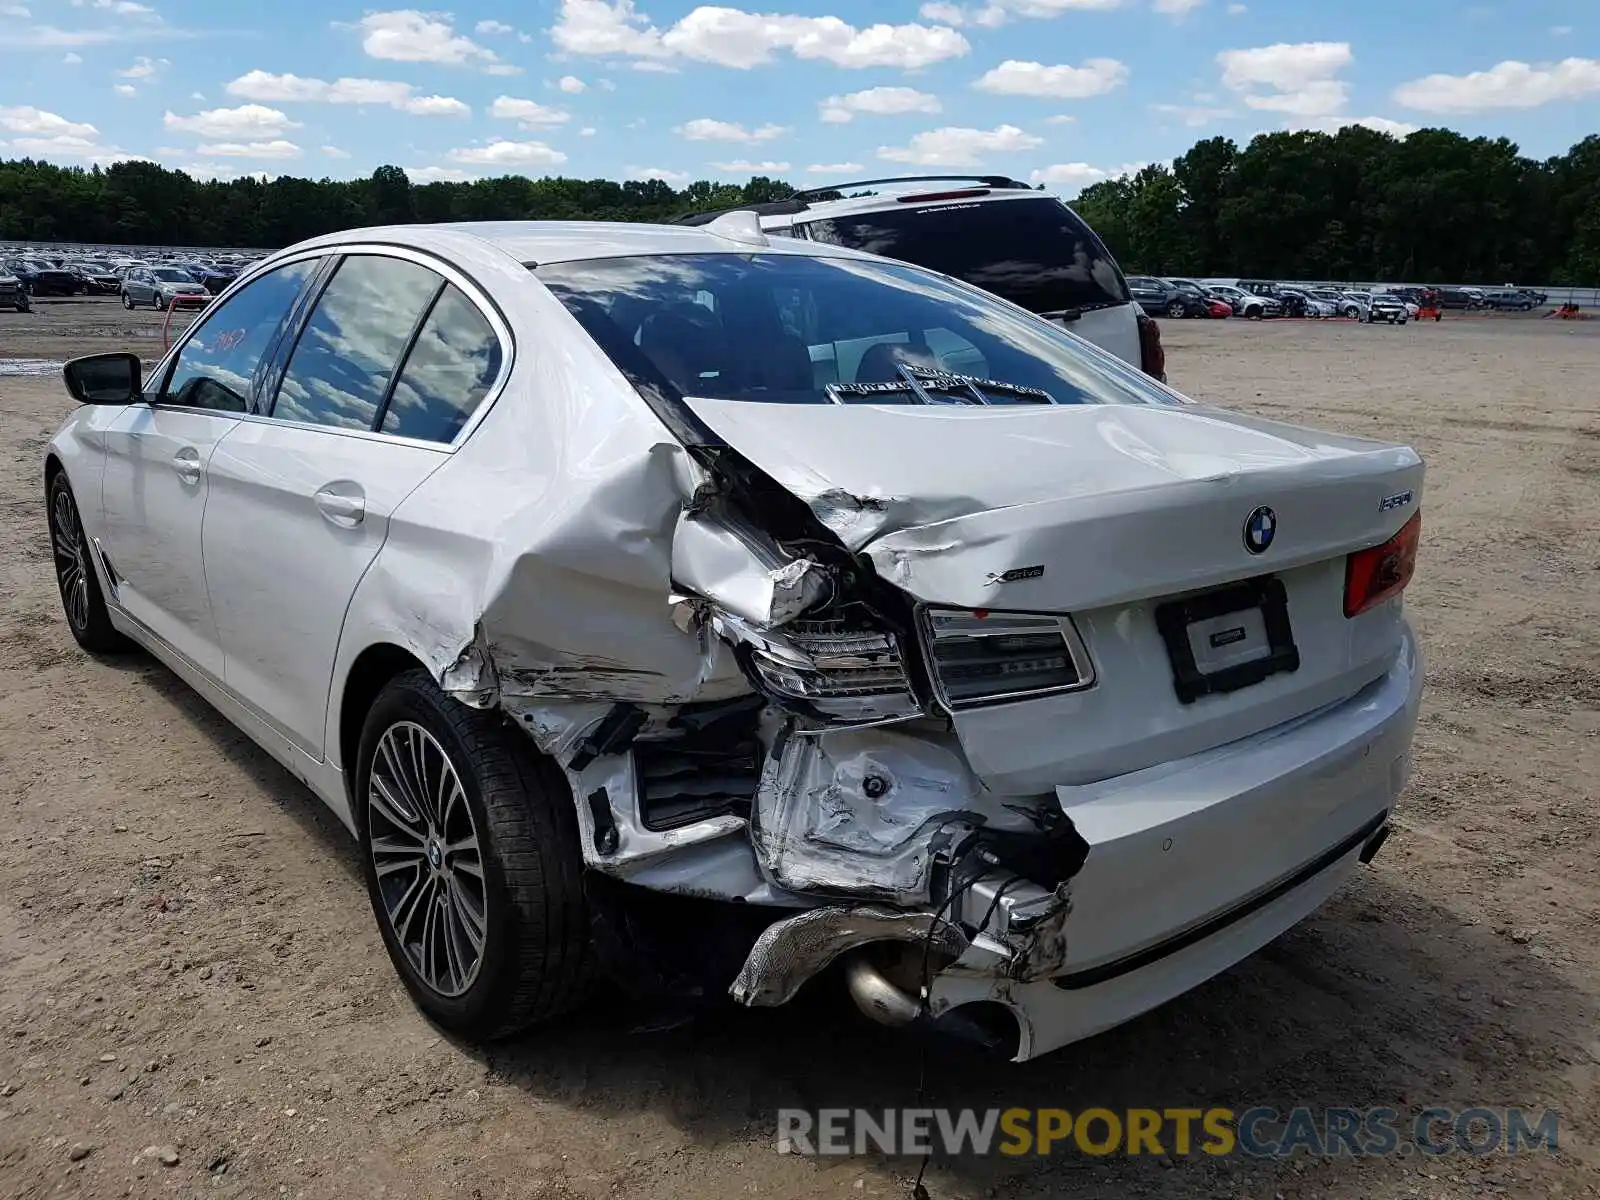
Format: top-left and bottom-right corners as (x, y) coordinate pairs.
(323, 252), (749, 770)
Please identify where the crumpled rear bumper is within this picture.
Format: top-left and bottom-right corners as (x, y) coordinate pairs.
(924, 625), (1422, 1061)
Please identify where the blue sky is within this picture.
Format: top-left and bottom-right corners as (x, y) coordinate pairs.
(0, 0), (1595, 193)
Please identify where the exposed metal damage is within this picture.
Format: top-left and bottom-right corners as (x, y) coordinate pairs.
(398, 385), (1423, 1061)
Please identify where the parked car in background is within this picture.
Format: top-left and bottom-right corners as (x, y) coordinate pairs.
(4, 257), (80, 296)
(1306, 288), (1365, 319)
(45, 218), (1424, 1061)
(1127, 275), (1209, 318)
(178, 260), (238, 295)
(1434, 288), (1482, 311)
(70, 260), (123, 295)
(1480, 290), (1535, 311)
(1277, 288), (1337, 318)
(677, 174), (1166, 381)
(0, 266), (30, 312)
(1516, 288), (1547, 307)
(120, 265), (210, 310)
(1204, 283), (1282, 319)
(1364, 294), (1410, 324)
(1202, 296), (1233, 318)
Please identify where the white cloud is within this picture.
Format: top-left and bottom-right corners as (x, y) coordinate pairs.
(1218, 41), (1352, 118)
(405, 95), (470, 116)
(225, 71), (469, 116)
(805, 161), (865, 173)
(0, 106), (99, 138)
(489, 96), (571, 127)
(113, 82), (136, 95)
(917, 0), (1123, 26)
(447, 139), (567, 167)
(711, 159), (791, 173)
(475, 19), (514, 34)
(6, 133), (146, 165)
(579, 126), (596, 136)
(196, 139), (303, 159)
(973, 58), (1129, 98)
(116, 53), (166, 79)
(407, 165), (477, 182)
(1551, 25), (1571, 37)
(878, 124), (1044, 166)
(62, 52), (83, 63)
(321, 144), (350, 158)
(676, 117), (787, 142)
(551, 0), (970, 70)
(557, 74), (587, 92)
(1393, 57), (1600, 113)
(1153, 0), (1203, 15)
(356, 9), (515, 72)
(1043, 113), (1077, 124)
(1, 3), (31, 15)
(1226, 2), (1246, 12)
(1290, 115), (1418, 136)
(1153, 101), (1235, 126)
(819, 86), (941, 124)
(1029, 160), (1146, 192)
(627, 166), (690, 182)
(1219, 40), (1350, 90)
(164, 104), (301, 140)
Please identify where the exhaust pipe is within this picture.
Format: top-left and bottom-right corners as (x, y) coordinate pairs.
(844, 955), (921, 1027)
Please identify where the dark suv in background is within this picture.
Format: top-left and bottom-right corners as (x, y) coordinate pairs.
(1127, 275), (1209, 318)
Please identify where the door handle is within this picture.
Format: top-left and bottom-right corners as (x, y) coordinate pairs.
(313, 486), (365, 527)
(172, 447), (201, 484)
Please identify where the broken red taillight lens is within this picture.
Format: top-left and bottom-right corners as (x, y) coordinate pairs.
(1343, 511), (1421, 618)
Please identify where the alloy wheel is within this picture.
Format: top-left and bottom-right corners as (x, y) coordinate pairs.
(367, 721), (488, 998)
(51, 486), (90, 634)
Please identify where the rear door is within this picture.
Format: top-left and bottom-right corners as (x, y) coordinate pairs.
(201, 251), (504, 759)
(797, 194), (1142, 370)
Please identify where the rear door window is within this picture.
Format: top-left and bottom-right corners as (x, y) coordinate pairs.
(798, 195), (1130, 316)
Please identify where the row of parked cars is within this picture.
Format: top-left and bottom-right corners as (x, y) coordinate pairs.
(1129, 276), (1550, 324)
(0, 249), (266, 313)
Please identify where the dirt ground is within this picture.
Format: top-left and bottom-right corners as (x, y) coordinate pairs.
(0, 298), (1597, 1200)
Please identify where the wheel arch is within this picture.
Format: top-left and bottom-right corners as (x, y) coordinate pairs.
(337, 642), (431, 797)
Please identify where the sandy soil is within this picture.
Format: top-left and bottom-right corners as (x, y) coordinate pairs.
(1, 297), (1597, 1199)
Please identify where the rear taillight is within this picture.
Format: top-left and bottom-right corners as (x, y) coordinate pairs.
(1344, 511), (1421, 618)
(1136, 310), (1166, 381)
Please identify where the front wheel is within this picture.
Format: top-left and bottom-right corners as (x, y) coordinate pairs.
(120, 292), (134, 309)
(48, 473), (131, 654)
(1166, 300), (1186, 319)
(1246, 306), (1263, 320)
(357, 669), (594, 1040)
(155, 294), (169, 311)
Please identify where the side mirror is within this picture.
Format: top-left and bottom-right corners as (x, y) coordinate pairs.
(63, 352), (143, 405)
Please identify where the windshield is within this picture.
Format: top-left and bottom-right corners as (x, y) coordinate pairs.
(796, 195), (1130, 315)
(79, 260), (110, 271)
(153, 268), (193, 282)
(536, 252), (1179, 411)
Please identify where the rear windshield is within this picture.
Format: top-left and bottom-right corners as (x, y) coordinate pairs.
(795, 195), (1129, 315)
(535, 252), (1177, 409)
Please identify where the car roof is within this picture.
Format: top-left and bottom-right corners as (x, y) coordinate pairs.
(283, 219), (883, 268)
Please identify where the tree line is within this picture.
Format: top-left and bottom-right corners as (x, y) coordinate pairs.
(1, 126), (1596, 283)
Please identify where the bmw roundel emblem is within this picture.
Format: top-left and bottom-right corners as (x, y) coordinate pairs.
(1243, 505), (1277, 554)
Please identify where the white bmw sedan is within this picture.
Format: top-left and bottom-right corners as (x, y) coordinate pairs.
(46, 217), (1424, 1060)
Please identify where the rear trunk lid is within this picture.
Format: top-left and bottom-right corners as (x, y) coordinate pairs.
(686, 397), (1423, 788)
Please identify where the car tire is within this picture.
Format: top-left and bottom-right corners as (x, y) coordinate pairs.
(1246, 306), (1262, 320)
(1166, 300), (1186, 319)
(48, 472), (132, 655)
(15, 301), (28, 314)
(120, 292), (134, 309)
(155, 294), (169, 311)
(356, 668), (595, 1041)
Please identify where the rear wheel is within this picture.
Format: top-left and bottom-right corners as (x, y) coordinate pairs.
(1166, 300), (1186, 319)
(1246, 306), (1263, 320)
(48, 473), (131, 654)
(120, 292), (134, 309)
(357, 669), (594, 1039)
